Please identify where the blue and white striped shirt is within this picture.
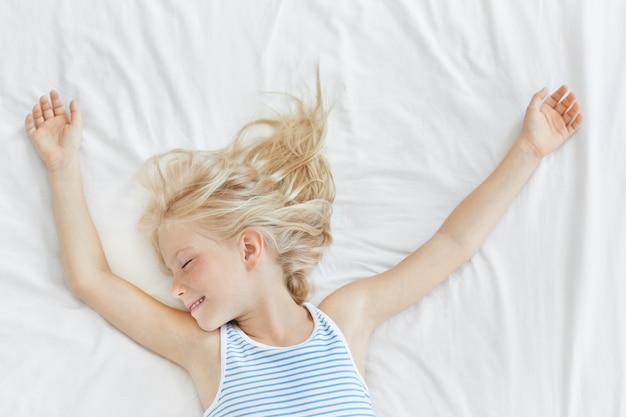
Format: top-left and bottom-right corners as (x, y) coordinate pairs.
(204, 303), (376, 416)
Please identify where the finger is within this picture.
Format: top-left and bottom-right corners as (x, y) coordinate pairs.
(562, 102), (580, 125)
(555, 92), (576, 116)
(529, 87), (548, 108)
(544, 85), (569, 108)
(69, 100), (82, 128)
(50, 90), (68, 119)
(25, 114), (37, 137)
(32, 103), (44, 127)
(569, 113), (584, 133)
(40, 95), (54, 120)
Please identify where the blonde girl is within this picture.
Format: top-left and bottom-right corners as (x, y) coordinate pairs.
(25, 82), (582, 416)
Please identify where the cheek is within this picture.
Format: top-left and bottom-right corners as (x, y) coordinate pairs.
(189, 248), (247, 295)
(187, 261), (227, 293)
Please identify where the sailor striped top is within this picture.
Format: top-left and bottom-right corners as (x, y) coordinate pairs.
(203, 303), (376, 416)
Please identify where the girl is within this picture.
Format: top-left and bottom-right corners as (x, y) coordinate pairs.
(25, 83), (582, 416)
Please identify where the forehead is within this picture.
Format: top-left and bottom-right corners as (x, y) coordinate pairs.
(157, 222), (206, 255)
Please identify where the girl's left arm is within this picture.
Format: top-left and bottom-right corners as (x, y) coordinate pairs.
(321, 86), (583, 364)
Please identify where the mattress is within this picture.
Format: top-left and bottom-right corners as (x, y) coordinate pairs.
(1, 1), (625, 416)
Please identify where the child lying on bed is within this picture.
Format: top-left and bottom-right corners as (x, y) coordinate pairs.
(25, 83), (582, 416)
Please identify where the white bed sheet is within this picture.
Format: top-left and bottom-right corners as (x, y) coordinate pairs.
(2, 1), (625, 416)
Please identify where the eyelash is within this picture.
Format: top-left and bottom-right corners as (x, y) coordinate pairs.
(181, 259), (192, 270)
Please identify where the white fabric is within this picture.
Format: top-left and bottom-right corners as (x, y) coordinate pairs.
(2, 1), (625, 416)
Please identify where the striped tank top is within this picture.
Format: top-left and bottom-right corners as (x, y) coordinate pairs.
(203, 303), (376, 416)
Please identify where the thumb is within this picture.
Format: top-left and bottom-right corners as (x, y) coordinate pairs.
(528, 87), (548, 109)
(69, 100), (82, 129)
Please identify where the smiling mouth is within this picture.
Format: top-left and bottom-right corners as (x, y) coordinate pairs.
(188, 296), (206, 313)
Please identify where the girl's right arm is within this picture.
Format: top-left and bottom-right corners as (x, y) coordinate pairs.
(25, 91), (208, 368)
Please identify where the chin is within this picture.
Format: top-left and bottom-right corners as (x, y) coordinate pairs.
(194, 316), (224, 333)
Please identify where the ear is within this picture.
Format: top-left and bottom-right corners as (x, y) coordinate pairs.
(239, 229), (264, 272)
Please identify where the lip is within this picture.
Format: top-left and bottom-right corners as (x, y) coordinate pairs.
(187, 296), (206, 313)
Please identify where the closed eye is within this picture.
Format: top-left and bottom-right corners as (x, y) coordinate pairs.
(181, 259), (192, 270)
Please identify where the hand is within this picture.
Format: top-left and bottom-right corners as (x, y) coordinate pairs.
(25, 91), (83, 172)
(519, 85), (584, 159)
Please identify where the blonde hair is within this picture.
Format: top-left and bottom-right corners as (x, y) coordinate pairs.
(139, 82), (334, 304)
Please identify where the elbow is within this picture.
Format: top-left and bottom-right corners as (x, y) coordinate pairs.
(63, 266), (110, 299)
(457, 238), (481, 263)
(64, 274), (91, 300)
(65, 274), (89, 298)
(435, 231), (479, 265)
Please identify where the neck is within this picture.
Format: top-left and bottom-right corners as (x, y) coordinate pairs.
(236, 291), (314, 347)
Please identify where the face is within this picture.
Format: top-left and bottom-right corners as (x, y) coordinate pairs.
(157, 222), (255, 332)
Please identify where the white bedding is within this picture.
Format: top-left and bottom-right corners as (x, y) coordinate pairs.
(2, 1), (625, 416)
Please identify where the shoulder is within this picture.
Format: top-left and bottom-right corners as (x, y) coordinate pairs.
(182, 325), (221, 371)
(318, 276), (380, 336)
(318, 280), (375, 374)
(182, 326), (222, 410)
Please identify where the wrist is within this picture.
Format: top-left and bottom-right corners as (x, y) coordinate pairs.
(515, 135), (544, 163)
(47, 154), (82, 182)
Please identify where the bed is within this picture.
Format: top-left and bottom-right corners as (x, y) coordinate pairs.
(2, 1), (625, 416)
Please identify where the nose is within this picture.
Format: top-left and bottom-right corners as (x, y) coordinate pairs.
(170, 275), (186, 299)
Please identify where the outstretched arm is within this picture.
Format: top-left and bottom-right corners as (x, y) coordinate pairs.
(25, 92), (206, 368)
(428, 86), (583, 269)
(25, 92), (107, 283)
(321, 86), (583, 369)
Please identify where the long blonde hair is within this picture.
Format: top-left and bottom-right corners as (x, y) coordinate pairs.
(139, 82), (334, 304)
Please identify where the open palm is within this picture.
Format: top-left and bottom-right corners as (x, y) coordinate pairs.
(25, 91), (82, 172)
(520, 85), (583, 158)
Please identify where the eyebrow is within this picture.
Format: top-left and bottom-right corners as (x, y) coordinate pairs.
(174, 247), (192, 257)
